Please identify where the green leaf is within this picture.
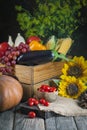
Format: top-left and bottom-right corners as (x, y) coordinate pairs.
(15, 0), (87, 39)
(52, 50), (70, 61)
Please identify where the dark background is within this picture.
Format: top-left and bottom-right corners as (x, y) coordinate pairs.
(0, 0), (87, 58)
(0, 0), (36, 42)
(0, 0), (29, 42)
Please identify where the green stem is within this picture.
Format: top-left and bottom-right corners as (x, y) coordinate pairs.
(52, 50), (70, 62)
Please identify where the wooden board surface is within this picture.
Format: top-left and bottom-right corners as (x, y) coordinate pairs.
(14, 113), (45, 130)
(15, 61), (64, 84)
(0, 109), (15, 130)
(0, 106), (87, 130)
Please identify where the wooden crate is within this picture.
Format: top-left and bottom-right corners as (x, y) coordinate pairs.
(15, 61), (64, 100)
(0, 62), (64, 100)
(15, 61), (64, 84)
(22, 79), (52, 101)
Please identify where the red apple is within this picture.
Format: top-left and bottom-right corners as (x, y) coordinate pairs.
(26, 36), (41, 44)
(0, 42), (9, 57)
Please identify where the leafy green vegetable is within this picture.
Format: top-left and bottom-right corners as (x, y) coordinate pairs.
(15, 0), (87, 39)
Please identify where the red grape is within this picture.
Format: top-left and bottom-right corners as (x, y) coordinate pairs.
(0, 43), (30, 75)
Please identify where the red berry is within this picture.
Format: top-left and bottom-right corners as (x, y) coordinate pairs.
(27, 98), (39, 106)
(44, 101), (49, 106)
(34, 100), (39, 105)
(28, 111), (36, 118)
(39, 98), (46, 105)
(28, 101), (34, 106)
(49, 87), (56, 92)
(28, 98), (36, 102)
(39, 84), (51, 92)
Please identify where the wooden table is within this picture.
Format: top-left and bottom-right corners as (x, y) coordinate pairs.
(0, 104), (87, 130)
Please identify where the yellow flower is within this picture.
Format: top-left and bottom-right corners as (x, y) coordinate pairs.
(61, 56), (87, 82)
(58, 76), (87, 99)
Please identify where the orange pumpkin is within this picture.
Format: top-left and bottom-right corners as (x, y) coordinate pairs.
(0, 75), (23, 112)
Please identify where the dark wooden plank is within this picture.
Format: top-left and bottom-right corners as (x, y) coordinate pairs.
(13, 113), (45, 130)
(0, 110), (14, 130)
(74, 116), (87, 130)
(56, 116), (77, 130)
(18, 102), (46, 119)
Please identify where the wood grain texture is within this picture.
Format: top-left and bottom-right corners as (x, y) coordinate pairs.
(0, 110), (14, 130)
(0, 105), (87, 130)
(45, 117), (57, 130)
(56, 116), (77, 130)
(14, 113), (45, 130)
(15, 62), (64, 84)
(74, 116), (87, 130)
(45, 116), (77, 130)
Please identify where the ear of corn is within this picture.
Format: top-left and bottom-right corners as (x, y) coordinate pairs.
(57, 37), (73, 55)
(45, 36), (73, 55)
(55, 38), (64, 51)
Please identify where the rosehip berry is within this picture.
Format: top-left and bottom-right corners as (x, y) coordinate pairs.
(28, 111), (36, 118)
(27, 98), (39, 106)
(28, 98), (36, 102)
(28, 101), (34, 106)
(34, 100), (39, 105)
(39, 98), (46, 105)
(44, 101), (49, 106)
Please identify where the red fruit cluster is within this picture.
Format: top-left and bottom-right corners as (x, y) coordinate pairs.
(39, 98), (49, 106)
(27, 97), (49, 118)
(28, 98), (39, 106)
(27, 97), (49, 107)
(38, 84), (57, 92)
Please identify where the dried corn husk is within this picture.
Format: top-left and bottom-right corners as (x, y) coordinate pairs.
(45, 35), (56, 50)
(14, 33), (25, 47)
(8, 35), (14, 47)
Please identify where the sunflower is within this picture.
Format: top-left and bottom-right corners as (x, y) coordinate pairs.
(61, 56), (87, 82)
(58, 76), (87, 99)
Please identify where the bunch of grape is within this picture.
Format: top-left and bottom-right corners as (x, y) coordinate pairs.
(0, 42), (29, 75)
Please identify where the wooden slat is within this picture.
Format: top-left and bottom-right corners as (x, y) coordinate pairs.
(33, 62), (64, 84)
(74, 116), (87, 130)
(45, 116), (78, 130)
(56, 116), (77, 130)
(0, 110), (14, 130)
(45, 117), (57, 130)
(14, 113), (45, 130)
(15, 65), (33, 84)
(1, 108), (87, 130)
(15, 62), (64, 84)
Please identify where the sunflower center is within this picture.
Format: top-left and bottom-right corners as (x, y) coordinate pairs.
(67, 65), (82, 78)
(66, 83), (79, 96)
